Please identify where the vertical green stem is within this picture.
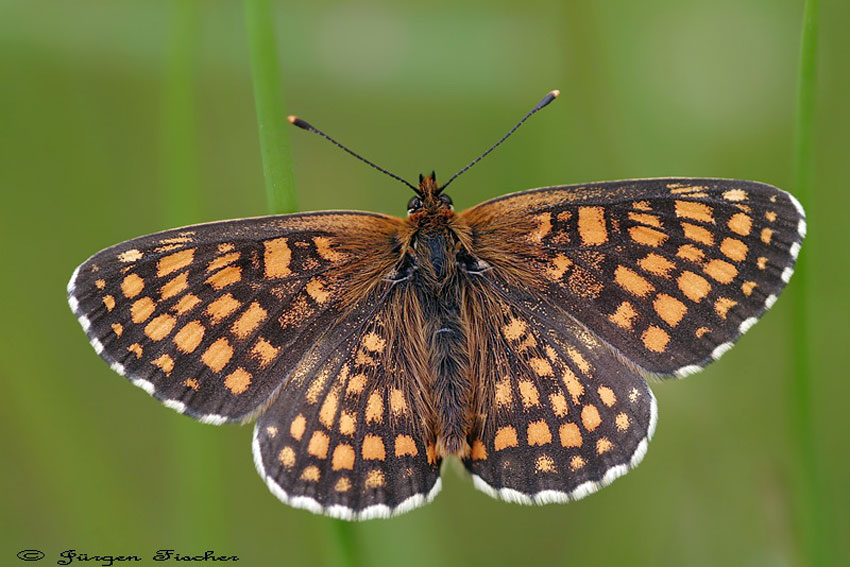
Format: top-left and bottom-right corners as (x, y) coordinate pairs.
(243, 0), (297, 215)
(161, 0), (229, 547)
(243, 2), (362, 566)
(790, 0), (829, 565)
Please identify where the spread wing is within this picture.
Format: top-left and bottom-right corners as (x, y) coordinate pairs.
(460, 276), (655, 501)
(252, 298), (442, 519)
(460, 178), (805, 377)
(67, 211), (405, 423)
(457, 177), (803, 501)
(68, 210), (442, 518)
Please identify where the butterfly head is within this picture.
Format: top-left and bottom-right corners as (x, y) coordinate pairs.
(407, 171), (453, 216)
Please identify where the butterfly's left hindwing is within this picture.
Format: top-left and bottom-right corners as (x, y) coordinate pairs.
(67, 211), (403, 423)
(461, 178), (805, 377)
(461, 277), (656, 502)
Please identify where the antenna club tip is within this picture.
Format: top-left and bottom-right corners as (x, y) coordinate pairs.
(286, 115), (298, 124)
(550, 89), (560, 98)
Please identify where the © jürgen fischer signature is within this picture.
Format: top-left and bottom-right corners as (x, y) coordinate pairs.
(56, 550), (238, 566)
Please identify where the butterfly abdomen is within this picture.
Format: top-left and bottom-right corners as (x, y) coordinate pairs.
(428, 288), (472, 458)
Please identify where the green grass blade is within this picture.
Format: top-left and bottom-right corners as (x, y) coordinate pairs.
(790, 0), (831, 565)
(243, 0), (297, 215)
(243, 2), (362, 566)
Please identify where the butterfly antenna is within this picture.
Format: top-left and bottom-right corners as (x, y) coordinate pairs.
(440, 89), (560, 192)
(287, 115), (420, 194)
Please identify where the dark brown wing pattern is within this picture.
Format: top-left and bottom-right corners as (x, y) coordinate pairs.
(67, 211), (403, 423)
(253, 303), (442, 519)
(460, 277), (656, 502)
(455, 178), (803, 502)
(68, 210), (445, 517)
(462, 178), (805, 378)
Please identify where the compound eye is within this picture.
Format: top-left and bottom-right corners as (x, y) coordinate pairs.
(439, 194), (453, 207)
(407, 196), (422, 211)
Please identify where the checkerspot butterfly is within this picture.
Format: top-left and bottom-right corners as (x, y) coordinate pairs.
(68, 91), (805, 520)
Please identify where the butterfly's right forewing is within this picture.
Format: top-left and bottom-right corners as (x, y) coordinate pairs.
(68, 211), (404, 423)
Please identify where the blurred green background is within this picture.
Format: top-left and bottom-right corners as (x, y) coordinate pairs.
(2, 1), (848, 566)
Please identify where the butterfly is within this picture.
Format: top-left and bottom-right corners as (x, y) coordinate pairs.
(68, 90), (805, 520)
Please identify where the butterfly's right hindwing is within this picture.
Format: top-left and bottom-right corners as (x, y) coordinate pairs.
(67, 211), (404, 423)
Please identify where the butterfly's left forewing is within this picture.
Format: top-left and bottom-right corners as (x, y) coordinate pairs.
(67, 211), (404, 423)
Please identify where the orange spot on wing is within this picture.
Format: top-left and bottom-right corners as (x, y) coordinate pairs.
(654, 293), (687, 327)
(362, 434), (386, 460)
(704, 259), (738, 284)
(263, 238), (292, 278)
(121, 273), (144, 298)
(528, 212), (552, 242)
(339, 411), (356, 436)
(144, 313), (176, 341)
(250, 337), (280, 368)
(278, 447), (295, 468)
(157, 249), (194, 278)
(206, 265), (241, 290)
(720, 237), (748, 262)
(206, 293), (240, 324)
(615, 265), (655, 297)
(394, 435), (418, 457)
(290, 414), (306, 440)
(307, 431), (330, 459)
(201, 337), (233, 372)
(366, 391), (384, 424)
(559, 423), (582, 447)
(628, 212), (662, 228)
(518, 380), (541, 408)
(207, 252), (240, 273)
(102, 295), (116, 311)
(597, 386), (616, 407)
(306, 278), (331, 303)
(319, 390), (339, 428)
(609, 301), (638, 329)
(549, 393), (568, 417)
(638, 253), (675, 277)
(714, 297), (738, 319)
(678, 271), (711, 302)
(527, 420), (553, 446)
(682, 223), (714, 246)
(470, 439), (487, 460)
(629, 225), (668, 247)
(365, 469), (385, 488)
(173, 320), (205, 353)
(642, 325), (670, 352)
(578, 206), (608, 245)
(677, 244), (705, 264)
(675, 200), (714, 223)
(172, 293), (201, 315)
(596, 438), (614, 454)
(728, 213), (752, 236)
(160, 272), (188, 300)
(151, 354), (174, 376)
(231, 302), (268, 339)
(313, 236), (346, 262)
(332, 444), (355, 470)
(494, 426), (519, 451)
(224, 367), (251, 395)
(581, 405), (602, 431)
